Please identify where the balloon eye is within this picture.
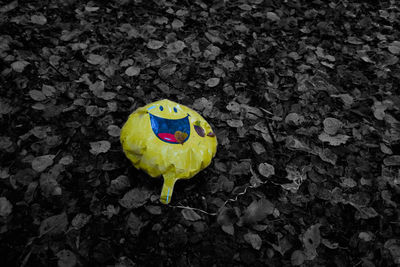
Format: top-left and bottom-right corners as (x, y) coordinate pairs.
(159, 106), (163, 111)
(173, 107), (178, 113)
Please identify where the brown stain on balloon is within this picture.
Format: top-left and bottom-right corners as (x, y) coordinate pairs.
(174, 131), (188, 145)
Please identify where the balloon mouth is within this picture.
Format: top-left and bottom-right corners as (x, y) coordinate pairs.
(149, 113), (190, 144)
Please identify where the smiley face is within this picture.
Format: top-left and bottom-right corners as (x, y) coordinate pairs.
(147, 103), (190, 144)
(120, 99), (217, 204)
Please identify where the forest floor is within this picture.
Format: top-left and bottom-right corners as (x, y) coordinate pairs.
(1, 0), (400, 266)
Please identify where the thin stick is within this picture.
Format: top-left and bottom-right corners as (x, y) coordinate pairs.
(169, 178), (282, 216)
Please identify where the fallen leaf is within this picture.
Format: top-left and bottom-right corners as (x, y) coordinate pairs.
(323, 117), (343, 135)
(340, 177), (357, 188)
(0, 0), (18, 13)
(89, 80), (104, 95)
(171, 19), (184, 29)
(251, 142), (266, 155)
(119, 188), (151, 209)
(318, 132), (349, 146)
(286, 165), (308, 184)
(384, 239), (400, 264)
(42, 85), (56, 97)
(242, 198), (274, 224)
(205, 30), (224, 44)
(115, 257), (136, 267)
(107, 125), (121, 137)
(71, 213), (91, 230)
(221, 224), (234, 235)
(321, 238), (338, 249)
(89, 141), (111, 155)
(244, 232), (262, 250)
(388, 41), (400, 55)
(174, 131), (188, 144)
(125, 66), (141, 77)
(226, 101), (241, 113)
(32, 155), (55, 172)
(281, 182), (301, 193)
(286, 136), (311, 153)
(57, 250), (77, 267)
(11, 60), (29, 72)
(166, 40), (186, 54)
(219, 176), (234, 192)
(98, 91), (116, 100)
(383, 155), (400, 166)
(258, 162), (275, 178)
(203, 44), (221, 60)
(30, 126), (50, 139)
(227, 119), (243, 128)
(285, 113), (305, 126)
(205, 77), (220, 87)
(191, 97), (212, 111)
(40, 174), (62, 197)
(317, 147), (337, 165)
(0, 197), (12, 218)
(158, 64), (177, 78)
(0, 168), (9, 179)
(194, 125), (205, 137)
(288, 51), (301, 60)
(0, 100), (12, 115)
(24, 181), (38, 203)
(107, 175), (130, 195)
(60, 29), (82, 42)
(347, 36), (364, 45)
(207, 132), (216, 137)
(291, 250), (305, 266)
(87, 54), (106, 65)
(380, 143), (393, 155)
(86, 105), (105, 117)
(85, 6), (99, 12)
(373, 101), (387, 120)
(120, 59), (133, 67)
(145, 205), (162, 215)
(331, 94), (354, 108)
(181, 209), (202, 221)
(147, 39), (164, 49)
(239, 4), (252, 11)
(358, 232), (374, 242)
(229, 161), (251, 175)
(31, 14), (47, 25)
(103, 204), (120, 219)
(29, 90), (46, 101)
(126, 212), (144, 236)
(272, 235), (293, 255)
(39, 212), (68, 236)
(0, 136), (14, 153)
(357, 206), (379, 219)
(217, 207), (238, 226)
(249, 173), (263, 188)
(266, 12), (280, 21)
(302, 224), (321, 260)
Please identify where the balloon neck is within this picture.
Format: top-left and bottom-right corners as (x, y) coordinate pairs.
(160, 176), (177, 204)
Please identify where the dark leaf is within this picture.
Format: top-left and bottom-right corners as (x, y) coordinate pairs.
(194, 125), (205, 137)
(181, 209), (202, 221)
(242, 198), (274, 224)
(119, 188), (151, 209)
(174, 131), (188, 144)
(207, 131), (216, 137)
(39, 212), (68, 236)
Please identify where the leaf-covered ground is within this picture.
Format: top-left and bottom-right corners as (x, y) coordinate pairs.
(1, 0), (400, 266)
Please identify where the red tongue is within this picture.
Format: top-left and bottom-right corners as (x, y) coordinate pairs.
(158, 133), (177, 142)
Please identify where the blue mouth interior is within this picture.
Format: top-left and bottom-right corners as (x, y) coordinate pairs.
(149, 113), (191, 144)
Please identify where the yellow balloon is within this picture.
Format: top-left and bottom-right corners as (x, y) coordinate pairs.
(120, 99), (217, 204)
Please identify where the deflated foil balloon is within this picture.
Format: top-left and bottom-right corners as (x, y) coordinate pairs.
(120, 99), (217, 204)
